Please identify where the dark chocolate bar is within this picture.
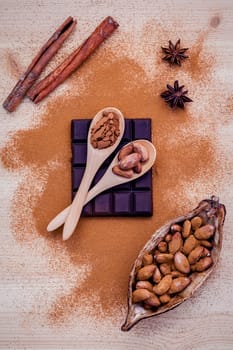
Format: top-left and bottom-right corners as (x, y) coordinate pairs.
(71, 118), (152, 216)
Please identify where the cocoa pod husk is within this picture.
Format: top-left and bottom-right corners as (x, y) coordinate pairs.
(122, 197), (226, 331)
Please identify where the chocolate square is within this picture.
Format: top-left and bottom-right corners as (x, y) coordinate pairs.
(71, 118), (153, 216)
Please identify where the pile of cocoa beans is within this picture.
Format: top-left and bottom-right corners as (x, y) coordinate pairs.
(112, 142), (149, 178)
(132, 216), (214, 309)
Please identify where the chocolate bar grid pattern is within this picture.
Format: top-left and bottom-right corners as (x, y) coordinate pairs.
(71, 118), (152, 216)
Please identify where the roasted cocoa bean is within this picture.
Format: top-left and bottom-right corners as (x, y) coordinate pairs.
(174, 252), (190, 274)
(194, 224), (215, 240)
(144, 294), (161, 307)
(158, 241), (167, 253)
(142, 254), (153, 266)
(153, 267), (162, 283)
(119, 152), (142, 170)
(160, 263), (172, 275)
(155, 253), (174, 264)
(192, 256), (213, 272)
(159, 293), (171, 304)
(165, 234), (172, 242)
(132, 289), (152, 303)
(188, 246), (205, 265)
(168, 232), (183, 254)
(153, 275), (173, 295)
(118, 143), (134, 161)
(170, 224), (182, 233)
(137, 264), (156, 281)
(112, 165), (134, 178)
(183, 235), (198, 255)
(182, 220), (191, 238)
(168, 277), (191, 294)
(191, 216), (202, 230)
(136, 281), (153, 292)
(133, 142), (149, 162)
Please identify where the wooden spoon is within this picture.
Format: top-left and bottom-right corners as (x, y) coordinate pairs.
(62, 107), (125, 241)
(47, 139), (156, 233)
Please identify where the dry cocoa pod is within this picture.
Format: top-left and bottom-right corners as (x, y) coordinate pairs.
(153, 275), (172, 295)
(188, 246), (205, 265)
(160, 263), (171, 275)
(144, 294), (161, 307)
(194, 224), (215, 240)
(153, 267), (162, 283)
(136, 281), (153, 292)
(142, 254), (153, 266)
(174, 252), (190, 274)
(137, 264), (156, 281)
(122, 197), (226, 331)
(191, 216), (202, 230)
(132, 289), (152, 303)
(182, 235), (198, 255)
(168, 277), (191, 294)
(158, 241), (167, 253)
(182, 220), (191, 238)
(159, 294), (171, 304)
(155, 253), (174, 264)
(168, 232), (183, 254)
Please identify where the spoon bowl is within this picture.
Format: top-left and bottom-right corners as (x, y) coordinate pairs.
(47, 139), (156, 233)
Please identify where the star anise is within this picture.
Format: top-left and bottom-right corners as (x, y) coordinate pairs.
(161, 39), (189, 66)
(160, 80), (193, 109)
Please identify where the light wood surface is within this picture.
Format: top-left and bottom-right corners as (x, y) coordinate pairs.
(0, 1), (233, 349)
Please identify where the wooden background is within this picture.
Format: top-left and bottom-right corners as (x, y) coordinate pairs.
(0, 0), (233, 349)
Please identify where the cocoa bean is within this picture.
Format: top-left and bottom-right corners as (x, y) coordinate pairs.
(158, 241), (167, 253)
(174, 252), (190, 274)
(137, 264), (156, 281)
(183, 235), (198, 255)
(159, 294), (171, 304)
(168, 277), (191, 294)
(193, 257), (213, 272)
(194, 224), (215, 240)
(153, 267), (162, 283)
(136, 281), (153, 292)
(153, 275), (173, 295)
(191, 216), (202, 230)
(132, 289), (152, 303)
(142, 253), (153, 266)
(188, 246), (205, 265)
(144, 294), (161, 307)
(170, 224), (182, 233)
(182, 220), (191, 238)
(155, 253), (174, 264)
(168, 232), (183, 254)
(118, 143), (134, 161)
(160, 263), (171, 275)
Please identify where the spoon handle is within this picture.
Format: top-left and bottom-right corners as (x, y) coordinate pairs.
(62, 167), (94, 240)
(47, 175), (116, 232)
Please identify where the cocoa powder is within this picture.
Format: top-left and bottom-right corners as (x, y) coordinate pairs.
(0, 26), (227, 324)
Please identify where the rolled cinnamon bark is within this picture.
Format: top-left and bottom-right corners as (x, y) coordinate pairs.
(27, 16), (119, 104)
(3, 16), (77, 112)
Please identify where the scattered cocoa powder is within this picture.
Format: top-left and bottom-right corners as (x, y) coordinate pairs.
(0, 23), (228, 325)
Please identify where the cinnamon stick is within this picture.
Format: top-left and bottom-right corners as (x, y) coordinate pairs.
(27, 16), (119, 104)
(3, 16), (77, 112)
